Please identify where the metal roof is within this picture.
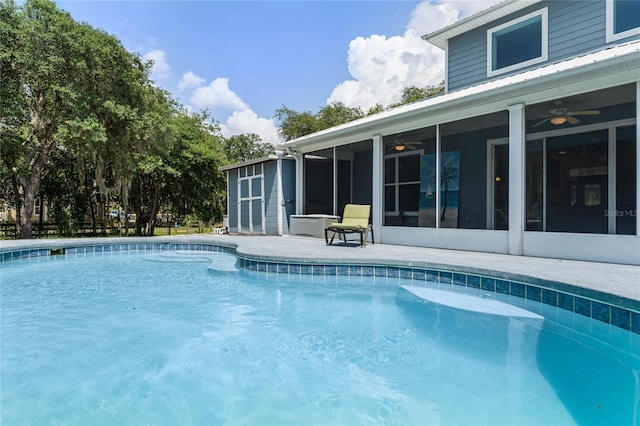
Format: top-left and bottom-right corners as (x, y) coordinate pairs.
(219, 152), (292, 171)
(279, 40), (640, 152)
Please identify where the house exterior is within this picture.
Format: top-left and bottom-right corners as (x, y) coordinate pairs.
(279, 0), (640, 265)
(221, 153), (296, 235)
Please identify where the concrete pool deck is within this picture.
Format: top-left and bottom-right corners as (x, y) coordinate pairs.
(2, 234), (638, 305)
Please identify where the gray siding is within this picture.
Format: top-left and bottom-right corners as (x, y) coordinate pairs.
(448, 1), (613, 91)
(227, 170), (239, 233)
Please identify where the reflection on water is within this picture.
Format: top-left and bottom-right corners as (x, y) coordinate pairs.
(396, 284), (640, 425)
(537, 320), (640, 426)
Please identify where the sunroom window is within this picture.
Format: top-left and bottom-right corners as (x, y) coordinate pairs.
(487, 8), (548, 77)
(606, 0), (640, 42)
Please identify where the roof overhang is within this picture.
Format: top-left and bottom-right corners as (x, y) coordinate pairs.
(278, 41), (640, 154)
(219, 152), (291, 171)
(423, 0), (543, 50)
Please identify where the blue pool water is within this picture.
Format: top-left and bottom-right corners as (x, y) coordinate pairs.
(1, 251), (639, 425)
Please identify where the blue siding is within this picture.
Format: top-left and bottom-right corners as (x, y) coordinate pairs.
(227, 170), (239, 232)
(447, 1), (615, 91)
(226, 158), (296, 235)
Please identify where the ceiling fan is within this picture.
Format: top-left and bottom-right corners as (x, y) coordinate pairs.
(533, 102), (600, 128)
(389, 138), (421, 152)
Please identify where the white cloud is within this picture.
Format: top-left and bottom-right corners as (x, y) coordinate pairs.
(328, 0), (502, 111)
(178, 71), (205, 92)
(190, 77), (249, 111)
(220, 109), (282, 146)
(183, 77), (280, 144)
(143, 49), (171, 81)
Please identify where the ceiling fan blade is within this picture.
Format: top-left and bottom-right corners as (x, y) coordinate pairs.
(566, 115), (580, 124)
(533, 117), (551, 127)
(568, 110), (600, 116)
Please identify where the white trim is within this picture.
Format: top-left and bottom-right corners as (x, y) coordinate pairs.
(487, 8), (548, 78)
(444, 39), (449, 93)
(523, 232), (639, 264)
(606, 0), (640, 43)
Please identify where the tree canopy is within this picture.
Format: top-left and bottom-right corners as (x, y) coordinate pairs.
(275, 83), (444, 141)
(0, 0), (271, 238)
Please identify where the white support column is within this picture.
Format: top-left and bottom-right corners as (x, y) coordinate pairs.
(636, 83), (640, 257)
(508, 103), (526, 256)
(608, 127), (616, 234)
(276, 154), (283, 236)
(435, 125), (441, 229)
(260, 163), (266, 234)
(332, 147), (338, 216)
(236, 168), (242, 233)
(372, 134), (383, 239)
(293, 151), (304, 215)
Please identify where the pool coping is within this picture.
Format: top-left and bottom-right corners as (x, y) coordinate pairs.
(1, 236), (638, 335)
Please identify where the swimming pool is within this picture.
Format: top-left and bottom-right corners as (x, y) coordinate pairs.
(1, 243), (639, 424)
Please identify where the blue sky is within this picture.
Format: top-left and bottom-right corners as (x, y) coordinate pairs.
(56, 1), (500, 144)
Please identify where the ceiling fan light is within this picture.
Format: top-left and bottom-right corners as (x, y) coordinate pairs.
(394, 143), (406, 151)
(550, 116), (567, 125)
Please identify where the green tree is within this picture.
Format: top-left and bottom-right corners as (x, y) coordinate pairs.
(274, 106), (320, 141)
(223, 133), (274, 164)
(390, 82), (445, 108)
(0, 0), (84, 238)
(275, 84), (444, 141)
(0, 0), (153, 238)
(127, 85), (176, 235)
(165, 111), (228, 226)
(316, 102), (364, 129)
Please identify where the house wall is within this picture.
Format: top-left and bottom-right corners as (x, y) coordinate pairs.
(225, 158), (296, 235)
(448, 1), (610, 91)
(227, 169), (239, 233)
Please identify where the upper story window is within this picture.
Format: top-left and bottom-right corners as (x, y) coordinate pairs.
(606, 0), (640, 42)
(487, 8), (548, 77)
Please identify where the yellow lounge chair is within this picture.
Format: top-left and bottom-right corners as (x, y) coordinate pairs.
(325, 204), (374, 247)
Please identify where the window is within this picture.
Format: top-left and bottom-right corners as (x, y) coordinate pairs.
(487, 8), (548, 77)
(525, 125), (636, 235)
(606, 0), (640, 42)
(385, 152), (421, 214)
(383, 128), (436, 227)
